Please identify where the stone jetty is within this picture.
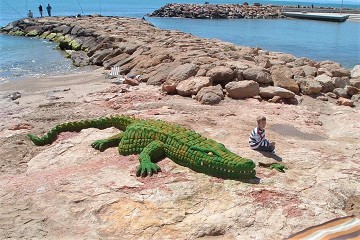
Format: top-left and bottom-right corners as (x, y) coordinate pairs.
(149, 3), (283, 19)
(1, 16), (359, 106)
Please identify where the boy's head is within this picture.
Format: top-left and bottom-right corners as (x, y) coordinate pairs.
(257, 116), (266, 130)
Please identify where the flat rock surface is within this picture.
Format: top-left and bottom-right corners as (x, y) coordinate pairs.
(0, 68), (359, 239)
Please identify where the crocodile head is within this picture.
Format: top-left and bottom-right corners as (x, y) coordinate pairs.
(188, 139), (256, 180)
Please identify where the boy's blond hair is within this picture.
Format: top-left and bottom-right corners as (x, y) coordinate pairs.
(256, 116), (266, 124)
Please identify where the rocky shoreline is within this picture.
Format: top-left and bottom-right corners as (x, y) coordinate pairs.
(148, 3), (283, 19)
(1, 16), (359, 107)
(148, 3), (360, 19)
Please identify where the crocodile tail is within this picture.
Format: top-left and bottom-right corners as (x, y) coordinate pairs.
(28, 115), (134, 146)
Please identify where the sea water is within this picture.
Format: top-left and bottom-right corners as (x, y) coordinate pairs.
(0, 0), (359, 79)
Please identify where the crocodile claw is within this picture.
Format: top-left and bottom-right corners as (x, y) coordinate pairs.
(91, 140), (108, 152)
(270, 163), (288, 173)
(136, 162), (161, 177)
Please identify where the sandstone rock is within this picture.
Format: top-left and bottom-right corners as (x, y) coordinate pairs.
(317, 68), (333, 77)
(259, 86), (295, 99)
(333, 88), (348, 98)
(268, 96), (282, 103)
(292, 67), (306, 78)
(320, 62), (341, 71)
(278, 54), (296, 63)
(271, 66), (299, 93)
(206, 66), (235, 84)
(119, 42), (140, 54)
(293, 58), (308, 67)
(298, 78), (322, 95)
(146, 62), (182, 85)
(350, 78), (360, 89)
(332, 77), (350, 89)
(331, 68), (351, 78)
(103, 53), (130, 70)
(336, 97), (354, 107)
(163, 64), (199, 94)
(176, 77), (212, 96)
(90, 49), (114, 66)
(314, 74), (334, 93)
(316, 96), (328, 101)
(7, 92), (21, 100)
(71, 51), (90, 67)
(325, 92), (338, 99)
(345, 86), (359, 96)
(196, 85), (224, 105)
(242, 68), (272, 83)
(302, 66), (317, 77)
(225, 80), (259, 99)
(351, 94), (360, 102)
(351, 65), (360, 78)
(123, 78), (140, 86)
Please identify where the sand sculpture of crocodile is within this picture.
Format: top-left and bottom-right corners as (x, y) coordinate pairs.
(28, 115), (256, 180)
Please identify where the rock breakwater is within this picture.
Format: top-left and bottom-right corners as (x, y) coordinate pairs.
(149, 3), (283, 19)
(1, 16), (359, 107)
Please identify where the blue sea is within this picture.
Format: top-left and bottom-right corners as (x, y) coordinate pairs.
(0, 0), (359, 80)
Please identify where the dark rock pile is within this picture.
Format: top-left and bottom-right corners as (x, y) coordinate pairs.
(148, 3), (284, 19)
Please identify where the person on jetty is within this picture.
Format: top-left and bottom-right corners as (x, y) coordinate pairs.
(46, 4), (52, 17)
(38, 5), (43, 17)
(249, 116), (276, 153)
(28, 10), (33, 18)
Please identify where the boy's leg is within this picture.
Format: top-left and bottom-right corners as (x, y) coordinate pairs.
(256, 145), (275, 152)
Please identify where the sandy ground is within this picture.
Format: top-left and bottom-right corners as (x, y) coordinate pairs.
(0, 69), (359, 239)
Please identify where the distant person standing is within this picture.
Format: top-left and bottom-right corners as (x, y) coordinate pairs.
(28, 10), (33, 18)
(46, 4), (52, 17)
(38, 5), (43, 17)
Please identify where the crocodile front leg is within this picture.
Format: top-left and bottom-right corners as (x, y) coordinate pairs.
(136, 141), (165, 177)
(91, 133), (123, 152)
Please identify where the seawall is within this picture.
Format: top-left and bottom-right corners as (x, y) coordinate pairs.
(1, 16), (359, 106)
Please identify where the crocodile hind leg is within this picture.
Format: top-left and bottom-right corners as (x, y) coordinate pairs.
(136, 141), (165, 177)
(91, 133), (123, 152)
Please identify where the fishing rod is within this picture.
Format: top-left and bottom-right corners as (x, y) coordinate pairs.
(76, 0), (84, 14)
(1, 0), (25, 18)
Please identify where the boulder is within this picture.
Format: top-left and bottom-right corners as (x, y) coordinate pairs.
(336, 97), (354, 107)
(325, 92), (338, 99)
(176, 77), (212, 96)
(317, 68), (333, 77)
(351, 65), (360, 78)
(345, 86), (359, 96)
(278, 54), (296, 63)
(302, 66), (318, 77)
(293, 58), (308, 67)
(292, 67), (306, 78)
(119, 42), (140, 54)
(163, 63), (199, 94)
(333, 88), (348, 98)
(206, 66), (235, 84)
(103, 53), (130, 70)
(271, 66), (299, 93)
(225, 80), (259, 99)
(351, 94), (360, 102)
(314, 74), (334, 93)
(350, 78), (360, 89)
(332, 77), (350, 89)
(298, 78), (322, 95)
(146, 62), (182, 85)
(90, 49), (114, 66)
(331, 68), (351, 78)
(259, 86), (295, 99)
(242, 68), (272, 83)
(71, 51), (90, 67)
(196, 85), (224, 105)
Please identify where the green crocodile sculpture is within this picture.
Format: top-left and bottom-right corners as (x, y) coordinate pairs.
(28, 115), (256, 180)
